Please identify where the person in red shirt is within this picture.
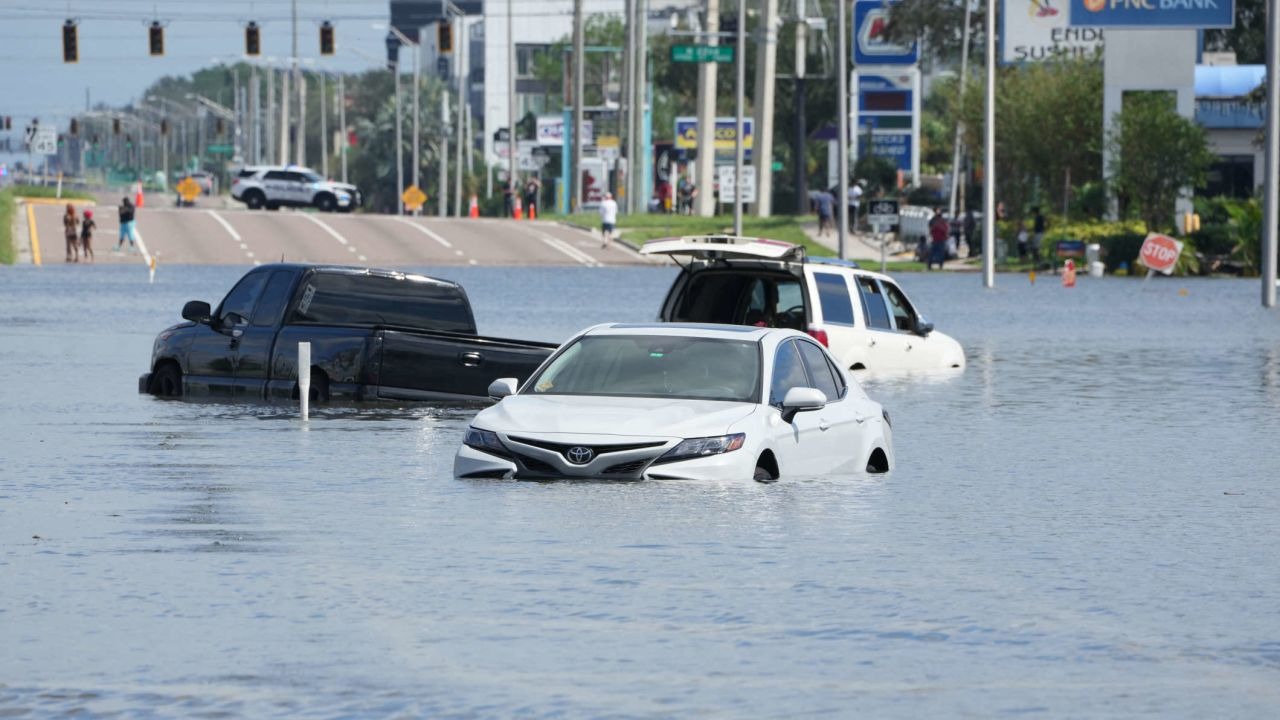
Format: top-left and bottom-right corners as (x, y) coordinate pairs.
(927, 208), (949, 270)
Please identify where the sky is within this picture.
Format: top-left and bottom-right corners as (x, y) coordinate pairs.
(0, 0), (398, 160)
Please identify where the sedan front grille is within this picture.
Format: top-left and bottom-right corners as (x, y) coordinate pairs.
(601, 459), (649, 475)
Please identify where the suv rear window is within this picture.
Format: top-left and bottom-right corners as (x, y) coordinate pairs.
(672, 271), (805, 329)
(290, 273), (476, 333)
(813, 272), (855, 326)
(236, 169), (259, 178)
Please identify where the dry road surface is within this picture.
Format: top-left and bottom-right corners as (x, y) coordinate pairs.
(26, 203), (661, 268)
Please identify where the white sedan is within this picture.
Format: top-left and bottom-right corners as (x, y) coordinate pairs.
(453, 323), (894, 481)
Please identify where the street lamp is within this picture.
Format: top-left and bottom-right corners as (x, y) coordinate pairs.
(375, 23), (420, 215)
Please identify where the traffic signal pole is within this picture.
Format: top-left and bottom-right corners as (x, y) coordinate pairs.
(1263, 0), (1278, 308)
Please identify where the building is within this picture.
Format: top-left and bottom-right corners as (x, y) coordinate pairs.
(1195, 63), (1266, 198)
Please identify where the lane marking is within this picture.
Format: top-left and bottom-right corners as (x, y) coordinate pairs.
(25, 204), (41, 266)
(551, 221), (651, 262)
(207, 209), (259, 265)
(297, 212), (350, 246)
(523, 226), (601, 267)
(391, 217), (453, 248)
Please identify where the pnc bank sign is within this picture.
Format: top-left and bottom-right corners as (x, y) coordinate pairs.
(1069, 0), (1233, 27)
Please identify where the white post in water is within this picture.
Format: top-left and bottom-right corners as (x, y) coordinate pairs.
(298, 341), (311, 420)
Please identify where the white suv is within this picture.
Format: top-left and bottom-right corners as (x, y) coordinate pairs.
(231, 165), (362, 212)
(643, 236), (965, 374)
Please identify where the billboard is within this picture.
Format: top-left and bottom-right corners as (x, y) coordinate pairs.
(536, 116), (593, 146)
(1002, 0), (1104, 63)
(854, 70), (917, 177)
(1069, 0), (1234, 28)
(853, 0), (919, 65)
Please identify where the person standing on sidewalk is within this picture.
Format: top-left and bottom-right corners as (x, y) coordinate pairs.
(62, 203), (80, 263)
(114, 197), (139, 253)
(814, 189), (835, 238)
(502, 178), (515, 218)
(847, 180), (864, 232)
(599, 192), (618, 248)
(80, 208), (96, 263)
(963, 208), (978, 258)
(927, 208), (949, 270)
(523, 176), (541, 218)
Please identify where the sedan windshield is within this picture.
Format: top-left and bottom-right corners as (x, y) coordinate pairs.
(528, 335), (761, 403)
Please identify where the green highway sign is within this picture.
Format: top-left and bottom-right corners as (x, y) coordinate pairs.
(670, 44), (735, 63)
(771, 161), (783, 171)
(206, 143), (234, 155)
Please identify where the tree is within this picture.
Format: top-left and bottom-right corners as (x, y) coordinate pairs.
(1204, 0), (1266, 64)
(1106, 92), (1214, 233)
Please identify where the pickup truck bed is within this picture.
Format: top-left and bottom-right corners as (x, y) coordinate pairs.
(140, 264), (556, 403)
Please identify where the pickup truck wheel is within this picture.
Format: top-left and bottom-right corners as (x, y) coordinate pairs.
(299, 369), (330, 403)
(243, 190), (265, 210)
(314, 193), (337, 212)
(150, 363), (183, 398)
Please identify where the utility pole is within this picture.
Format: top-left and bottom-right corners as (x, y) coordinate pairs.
(338, 73), (348, 183)
(414, 28), (422, 210)
(319, 71), (329, 177)
(507, 0), (517, 207)
(572, 0), (585, 213)
(947, 0), (973, 218)
(695, 0), (720, 216)
(455, 16), (467, 217)
(733, 0), (745, 235)
(279, 65), (290, 164)
(622, 0), (634, 213)
(265, 67), (276, 165)
(395, 52), (404, 215)
(793, 0), (808, 214)
(836, 0), (849, 258)
(249, 67), (260, 164)
(752, 0), (778, 216)
(440, 91), (449, 217)
(296, 72), (307, 166)
(1263, 0), (1278, 307)
(631, 0), (649, 215)
(983, 0), (996, 287)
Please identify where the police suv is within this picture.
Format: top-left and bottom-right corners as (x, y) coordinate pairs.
(231, 165), (362, 212)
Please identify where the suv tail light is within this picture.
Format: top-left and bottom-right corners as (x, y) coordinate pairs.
(807, 326), (829, 347)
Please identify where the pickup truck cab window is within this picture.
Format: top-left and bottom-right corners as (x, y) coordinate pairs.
(813, 272), (856, 326)
(219, 270), (270, 324)
(251, 271), (296, 327)
(856, 276), (893, 330)
(291, 272), (476, 334)
(797, 339), (842, 401)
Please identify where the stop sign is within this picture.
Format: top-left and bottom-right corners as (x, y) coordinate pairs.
(1139, 233), (1183, 275)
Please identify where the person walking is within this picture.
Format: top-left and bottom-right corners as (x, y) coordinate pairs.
(62, 203), (80, 263)
(814, 189), (835, 238)
(114, 197), (139, 253)
(80, 208), (96, 263)
(847, 180), (864, 232)
(501, 178), (515, 218)
(927, 207), (949, 270)
(599, 191), (618, 248)
(677, 176), (697, 215)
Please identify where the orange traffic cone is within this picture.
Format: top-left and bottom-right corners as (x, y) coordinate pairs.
(528, 202), (536, 220)
(134, 181), (144, 208)
(468, 194), (479, 218)
(513, 196), (523, 220)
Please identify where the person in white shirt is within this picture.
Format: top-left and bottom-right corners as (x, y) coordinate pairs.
(599, 192), (619, 248)
(847, 181), (864, 232)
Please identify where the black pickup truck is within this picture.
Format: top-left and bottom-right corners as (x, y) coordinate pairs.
(139, 264), (557, 402)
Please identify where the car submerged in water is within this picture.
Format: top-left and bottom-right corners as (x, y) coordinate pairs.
(454, 323), (894, 482)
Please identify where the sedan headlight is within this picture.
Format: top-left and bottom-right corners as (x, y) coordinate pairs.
(655, 433), (745, 464)
(463, 427), (509, 457)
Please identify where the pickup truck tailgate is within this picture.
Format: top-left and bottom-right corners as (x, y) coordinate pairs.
(376, 330), (556, 401)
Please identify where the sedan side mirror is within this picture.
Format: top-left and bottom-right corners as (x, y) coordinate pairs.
(488, 377), (519, 399)
(780, 386), (827, 423)
(182, 300), (212, 324)
(914, 315), (934, 337)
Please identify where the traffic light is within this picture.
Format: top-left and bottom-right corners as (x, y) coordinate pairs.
(319, 21), (335, 55)
(437, 21), (453, 54)
(160, 118), (169, 136)
(69, 118), (79, 135)
(215, 118), (225, 135)
(245, 21), (261, 56)
(112, 117), (121, 135)
(62, 19), (78, 63)
(5, 116), (12, 130)
(149, 21), (164, 56)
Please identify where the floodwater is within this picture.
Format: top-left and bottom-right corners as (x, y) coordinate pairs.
(2, 264), (1279, 718)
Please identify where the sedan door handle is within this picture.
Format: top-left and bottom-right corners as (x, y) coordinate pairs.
(458, 351), (483, 367)
(868, 338), (877, 347)
(854, 413), (869, 424)
(818, 419), (831, 431)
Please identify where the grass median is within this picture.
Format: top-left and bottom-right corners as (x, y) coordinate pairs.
(544, 212), (832, 258)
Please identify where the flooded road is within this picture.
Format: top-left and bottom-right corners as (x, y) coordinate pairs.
(2, 265), (1279, 717)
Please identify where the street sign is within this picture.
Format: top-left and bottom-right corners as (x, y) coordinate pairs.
(1139, 233), (1183, 275)
(402, 185), (427, 212)
(674, 117), (754, 163)
(597, 135), (620, 161)
(867, 199), (900, 227)
(176, 177), (202, 203)
(207, 143), (234, 155)
(716, 165), (756, 203)
(28, 126), (57, 156)
(670, 44), (735, 63)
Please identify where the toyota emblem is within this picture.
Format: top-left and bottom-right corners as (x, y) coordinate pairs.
(565, 446), (594, 465)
